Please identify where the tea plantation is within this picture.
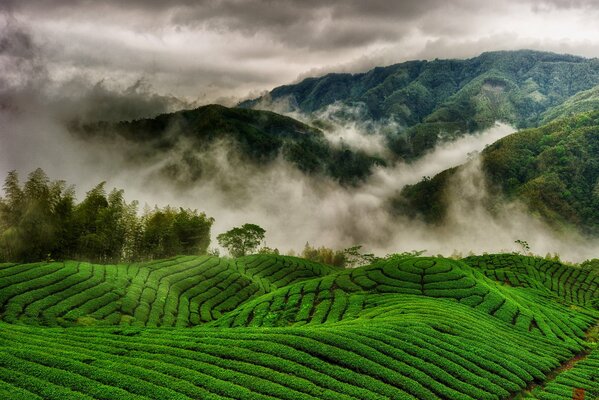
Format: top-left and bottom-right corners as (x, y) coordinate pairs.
(0, 254), (597, 399)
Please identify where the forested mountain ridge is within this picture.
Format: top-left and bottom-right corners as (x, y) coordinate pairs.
(73, 104), (384, 185)
(67, 52), (599, 245)
(397, 110), (599, 234)
(541, 83), (599, 123)
(241, 50), (599, 159)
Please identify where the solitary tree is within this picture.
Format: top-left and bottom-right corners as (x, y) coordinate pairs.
(217, 223), (265, 257)
(514, 239), (531, 255)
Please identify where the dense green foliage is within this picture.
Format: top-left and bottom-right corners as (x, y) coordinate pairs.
(397, 111), (599, 233)
(541, 84), (599, 124)
(525, 348), (598, 399)
(301, 242), (347, 267)
(0, 255), (335, 327)
(74, 104), (384, 185)
(242, 50), (599, 159)
(217, 223), (266, 257)
(0, 253), (596, 399)
(0, 169), (213, 263)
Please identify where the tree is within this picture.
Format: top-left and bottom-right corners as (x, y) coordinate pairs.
(514, 239), (531, 255)
(139, 206), (213, 260)
(217, 223), (265, 257)
(72, 183), (130, 262)
(301, 242), (345, 267)
(0, 168), (214, 263)
(0, 169), (75, 262)
(258, 246), (279, 255)
(172, 208), (213, 255)
(141, 207), (180, 259)
(342, 245), (379, 268)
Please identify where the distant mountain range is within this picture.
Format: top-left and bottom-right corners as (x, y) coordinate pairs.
(73, 50), (599, 234)
(241, 50), (599, 159)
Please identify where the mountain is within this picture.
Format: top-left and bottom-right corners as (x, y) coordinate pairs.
(396, 111), (599, 234)
(72, 104), (384, 185)
(70, 53), (599, 238)
(541, 83), (599, 124)
(241, 50), (599, 159)
(0, 253), (597, 399)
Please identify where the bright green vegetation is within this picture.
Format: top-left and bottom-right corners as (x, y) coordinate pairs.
(541, 84), (599, 124)
(0, 255), (335, 327)
(242, 50), (599, 159)
(0, 253), (597, 399)
(398, 110), (599, 234)
(524, 347), (599, 399)
(73, 104), (384, 185)
(217, 223), (266, 257)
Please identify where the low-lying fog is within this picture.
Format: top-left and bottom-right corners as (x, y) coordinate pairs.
(3, 98), (598, 262)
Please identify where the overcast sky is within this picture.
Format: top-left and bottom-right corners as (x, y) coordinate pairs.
(3, 0), (599, 105)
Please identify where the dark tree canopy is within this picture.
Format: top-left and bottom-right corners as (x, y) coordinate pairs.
(217, 223), (266, 257)
(0, 169), (213, 263)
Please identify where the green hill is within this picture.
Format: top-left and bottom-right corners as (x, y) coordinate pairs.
(396, 111), (599, 234)
(72, 104), (383, 185)
(241, 50), (599, 159)
(541, 84), (599, 124)
(0, 253), (597, 399)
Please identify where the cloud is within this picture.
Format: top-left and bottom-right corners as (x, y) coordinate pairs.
(3, 0), (599, 104)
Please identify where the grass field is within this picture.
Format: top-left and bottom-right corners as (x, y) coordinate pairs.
(0, 254), (597, 399)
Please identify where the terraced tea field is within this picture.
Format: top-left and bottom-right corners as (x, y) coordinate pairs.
(0, 254), (597, 399)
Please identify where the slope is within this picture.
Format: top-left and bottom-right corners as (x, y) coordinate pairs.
(0, 255), (335, 327)
(0, 253), (597, 399)
(541, 84), (599, 124)
(396, 110), (599, 234)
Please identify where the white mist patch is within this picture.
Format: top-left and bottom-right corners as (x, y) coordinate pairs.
(320, 119), (391, 156)
(91, 122), (521, 258)
(309, 103), (392, 156)
(253, 100), (392, 156)
(361, 122), (515, 198)
(2, 106), (598, 263)
(383, 157), (599, 261)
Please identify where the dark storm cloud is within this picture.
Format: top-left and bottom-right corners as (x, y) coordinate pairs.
(5, 0), (438, 51)
(3, 0), (599, 104)
(167, 0), (446, 49)
(0, 18), (47, 112)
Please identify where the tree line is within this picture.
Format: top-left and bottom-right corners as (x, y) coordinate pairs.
(0, 168), (428, 266)
(0, 168), (213, 263)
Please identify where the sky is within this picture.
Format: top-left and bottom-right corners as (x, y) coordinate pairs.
(3, 0), (599, 105)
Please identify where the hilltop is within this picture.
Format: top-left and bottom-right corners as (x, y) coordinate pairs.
(72, 104), (383, 185)
(0, 253), (597, 399)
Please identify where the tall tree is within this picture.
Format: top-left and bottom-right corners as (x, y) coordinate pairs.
(0, 169), (213, 263)
(141, 207), (213, 260)
(0, 169), (75, 262)
(217, 223), (265, 257)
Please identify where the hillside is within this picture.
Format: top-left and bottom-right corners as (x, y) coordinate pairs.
(72, 104), (384, 185)
(241, 50), (599, 159)
(541, 84), (599, 124)
(0, 253), (597, 399)
(396, 111), (599, 234)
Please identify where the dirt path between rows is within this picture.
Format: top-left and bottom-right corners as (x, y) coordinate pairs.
(508, 320), (597, 399)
